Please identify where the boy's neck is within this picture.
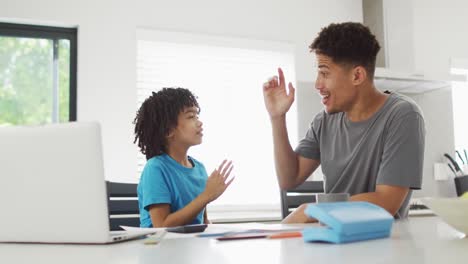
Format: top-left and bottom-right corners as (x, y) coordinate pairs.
(166, 145), (192, 168)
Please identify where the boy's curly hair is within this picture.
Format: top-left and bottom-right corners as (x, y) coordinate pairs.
(309, 22), (381, 78)
(133, 87), (199, 160)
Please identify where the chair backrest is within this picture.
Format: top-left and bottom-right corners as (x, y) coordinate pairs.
(280, 181), (324, 219)
(107, 181), (140, 231)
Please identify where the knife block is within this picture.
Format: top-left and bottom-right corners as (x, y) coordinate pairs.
(454, 175), (468, 196)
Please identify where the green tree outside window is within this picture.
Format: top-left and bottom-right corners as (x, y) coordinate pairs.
(0, 23), (76, 126)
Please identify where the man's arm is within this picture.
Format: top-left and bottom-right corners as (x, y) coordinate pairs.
(282, 184), (409, 224)
(263, 68), (320, 189)
(270, 115), (320, 189)
(350, 184), (409, 216)
(356, 111), (424, 216)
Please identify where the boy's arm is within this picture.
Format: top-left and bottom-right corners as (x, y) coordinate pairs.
(203, 208), (211, 224)
(149, 193), (211, 227)
(150, 161), (234, 227)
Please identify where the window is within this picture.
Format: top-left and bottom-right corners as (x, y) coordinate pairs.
(451, 58), (468, 152)
(452, 86), (468, 150)
(136, 30), (297, 220)
(0, 22), (77, 125)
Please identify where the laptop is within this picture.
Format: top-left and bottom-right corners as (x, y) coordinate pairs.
(0, 122), (155, 244)
(422, 197), (468, 235)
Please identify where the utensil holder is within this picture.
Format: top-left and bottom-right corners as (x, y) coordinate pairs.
(454, 175), (468, 196)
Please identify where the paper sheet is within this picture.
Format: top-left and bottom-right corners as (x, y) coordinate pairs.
(120, 223), (311, 239)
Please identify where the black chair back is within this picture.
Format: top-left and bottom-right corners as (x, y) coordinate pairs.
(107, 181), (140, 231)
(280, 181), (324, 219)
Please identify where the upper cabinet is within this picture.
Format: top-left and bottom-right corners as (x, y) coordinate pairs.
(363, 0), (462, 94)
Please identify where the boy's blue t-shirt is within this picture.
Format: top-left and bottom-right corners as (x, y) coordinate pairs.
(137, 153), (208, 227)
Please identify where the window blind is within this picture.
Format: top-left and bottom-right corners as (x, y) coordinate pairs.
(136, 30), (297, 215)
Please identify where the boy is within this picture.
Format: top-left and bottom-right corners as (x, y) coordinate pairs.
(134, 87), (234, 227)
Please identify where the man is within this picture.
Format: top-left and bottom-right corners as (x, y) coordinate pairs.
(262, 22), (425, 223)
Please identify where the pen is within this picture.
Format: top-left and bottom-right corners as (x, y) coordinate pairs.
(216, 234), (268, 241)
(198, 229), (269, 238)
(197, 232), (231, 238)
(267, 232), (302, 239)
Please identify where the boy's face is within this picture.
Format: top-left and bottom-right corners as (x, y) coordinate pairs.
(167, 106), (203, 148)
(314, 53), (358, 114)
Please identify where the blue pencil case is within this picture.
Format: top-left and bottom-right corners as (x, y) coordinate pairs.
(302, 201), (394, 244)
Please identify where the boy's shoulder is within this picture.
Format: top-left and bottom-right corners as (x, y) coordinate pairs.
(144, 154), (206, 172)
(188, 156), (205, 168)
(188, 155), (199, 163)
(143, 155), (172, 172)
(146, 154), (204, 168)
(146, 154), (166, 165)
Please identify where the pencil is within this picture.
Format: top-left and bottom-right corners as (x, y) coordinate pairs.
(267, 231), (302, 239)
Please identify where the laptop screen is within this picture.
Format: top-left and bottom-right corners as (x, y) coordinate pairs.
(0, 122), (111, 243)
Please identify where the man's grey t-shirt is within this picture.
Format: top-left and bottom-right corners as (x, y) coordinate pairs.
(295, 93), (425, 218)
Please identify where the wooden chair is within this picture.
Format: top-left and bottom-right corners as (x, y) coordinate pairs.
(107, 181), (140, 231)
(280, 181), (324, 219)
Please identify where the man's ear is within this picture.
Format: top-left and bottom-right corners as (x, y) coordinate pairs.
(351, 66), (367, 86)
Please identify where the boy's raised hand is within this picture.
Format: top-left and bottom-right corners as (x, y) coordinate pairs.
(203, 160), (234, 203)
(262, 67), (296, 119)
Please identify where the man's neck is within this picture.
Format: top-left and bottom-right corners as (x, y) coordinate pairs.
(346, 84), (389, 122)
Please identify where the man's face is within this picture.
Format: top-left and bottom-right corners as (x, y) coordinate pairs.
(314, 54), (357, 114)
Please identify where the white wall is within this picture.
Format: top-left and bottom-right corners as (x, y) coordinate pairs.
(409, 0), (468, 197)
(0, 0), (362, 182)
(413, 0), (468, 79)
(408, 89), (457, 198)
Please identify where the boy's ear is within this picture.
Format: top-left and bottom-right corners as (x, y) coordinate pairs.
(166, 129), (174, 139)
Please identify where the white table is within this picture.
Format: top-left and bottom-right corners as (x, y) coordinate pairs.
(1, 216), (466, 264)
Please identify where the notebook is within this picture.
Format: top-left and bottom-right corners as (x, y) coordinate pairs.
(302, 202), (394, 243)
(0, 122), (155, 244)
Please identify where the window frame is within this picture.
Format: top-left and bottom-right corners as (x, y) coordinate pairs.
(0, 22), (78, 121)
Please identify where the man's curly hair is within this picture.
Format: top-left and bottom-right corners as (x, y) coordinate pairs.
(310, 22), (381, 78)
(133, 87), (199, 160)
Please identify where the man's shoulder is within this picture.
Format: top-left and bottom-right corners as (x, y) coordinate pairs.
(386, 93), (424, 118)
(307, 110), (345, 134)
